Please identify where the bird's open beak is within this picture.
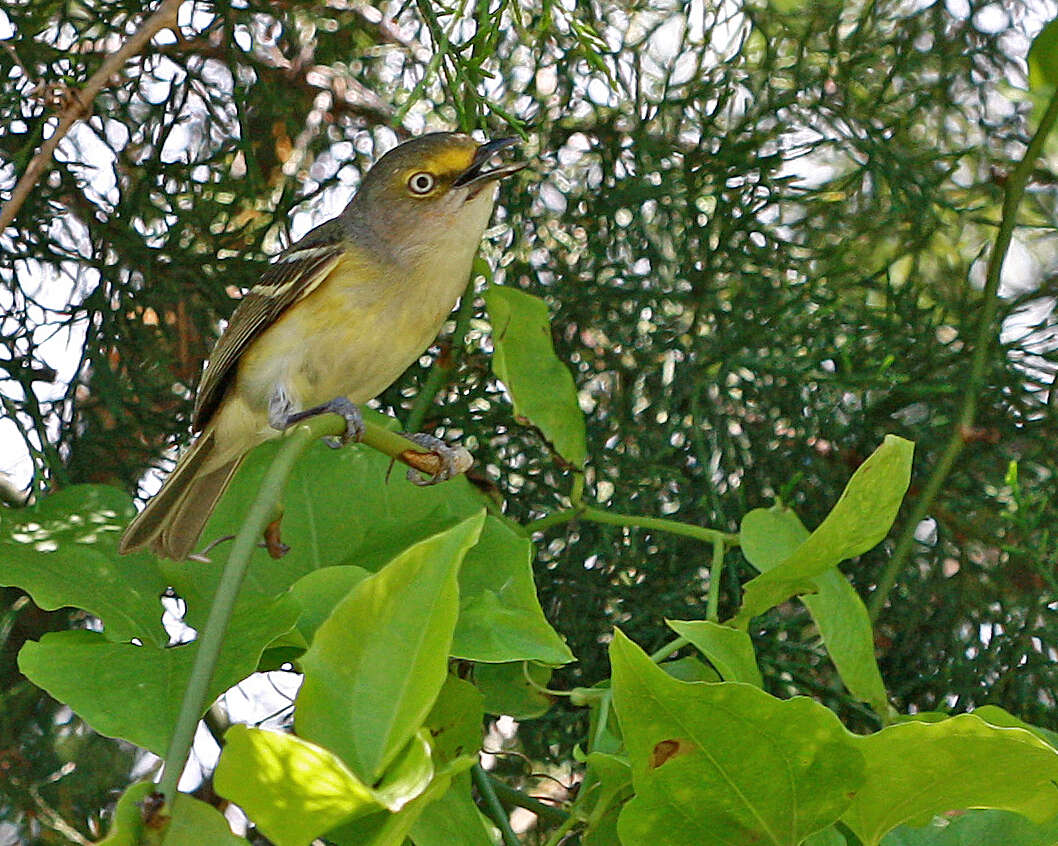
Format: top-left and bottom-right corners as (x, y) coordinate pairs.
(454, 138), (527, 196)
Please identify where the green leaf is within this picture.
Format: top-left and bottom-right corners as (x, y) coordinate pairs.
(474, 661), (555, 719)
(409, 773), (494, 846)
(287, 564), (371, 646)
(97, 780), (244, 846)
(841, 714), (1058, 846)
(295, 512), (485, 782)
(582, 750), (633, 843)
(732, 435), (914, 627)
(1029, 19), (1058, 92)
(17, 596), (297, 755)
(325, 760), (473, 846)
(0, 485), (169, 645)
(214, 725), (381, 846)
(658, 656), (720, 683)
(970, 704), (1058, 751)
(425, 675), (484, 764)
(160, 429), (490, 627)
(610, 629), (864, 846)
(740, 505), (890, 716)
(162, 793), (246, 846)
(666, 619), (762, 687)
(803, 827), (850, 846)
(882, 809), (1058, 846)
(96, 781), (155, 845)
(484, 285), (587, 468)
(454, 515), (573, 664)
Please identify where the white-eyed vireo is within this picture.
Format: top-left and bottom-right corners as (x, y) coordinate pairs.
(120, 132), (525, 560)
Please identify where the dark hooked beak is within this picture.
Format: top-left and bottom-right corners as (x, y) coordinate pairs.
(454, 138), (527, 195)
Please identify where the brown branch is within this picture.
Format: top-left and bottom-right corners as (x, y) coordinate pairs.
(0, 0), (183, 232)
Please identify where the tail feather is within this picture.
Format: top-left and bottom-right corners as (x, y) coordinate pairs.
(120, 429), (243, 560)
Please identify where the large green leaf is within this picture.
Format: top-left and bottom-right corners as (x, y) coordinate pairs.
(841, 714), (1058, 846)
(484, 285), (587, 468)
(0, 485), (169, 645)
(295, 512), (485, 782)
(454, 515), (573, 664)
(18, 596), (297, 755)
(732, 435), (913, 628)
(215, 725), (386, 846)
(610, 629), (864, 845)
(740, 504), (890, 716)
(160, 436), (568, 667)
(666, 619), (762, 687)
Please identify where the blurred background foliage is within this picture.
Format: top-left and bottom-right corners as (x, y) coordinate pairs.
(2, 0), (1057, 840)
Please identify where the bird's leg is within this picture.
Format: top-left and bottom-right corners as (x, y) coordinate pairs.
(269, 390), (365, 445)
(399, 432), (473, 486)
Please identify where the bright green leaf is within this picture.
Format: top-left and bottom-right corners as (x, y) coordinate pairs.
(842, 714), (1058, 846)
(162, 793), (246, 846)
(610, 629), (864, 846)
(287, 565), (371, 646)
(740, 505), (890, 716)
(666, 619), (762, 687)
(214, 725), (380, 846)
(18, 596), (297, 755)
(454, 515), (573, 664)
(295, 512), (485, 782)
(0, 485), (169, 645)
(732, 435), (913, 627)
(325, 761), (471, 846)
(485, 285), (587, 468)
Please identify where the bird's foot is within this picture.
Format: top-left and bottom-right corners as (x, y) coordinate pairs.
(400, 433), (473, 486)
(282, 396), (364, 445)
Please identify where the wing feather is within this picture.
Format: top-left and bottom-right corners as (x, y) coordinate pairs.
(192, 222), (346, 431)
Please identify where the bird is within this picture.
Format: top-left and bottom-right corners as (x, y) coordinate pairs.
(119, 132), (525, 560)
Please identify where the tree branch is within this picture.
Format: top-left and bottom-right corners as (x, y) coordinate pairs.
(0, 0), (183, 232)
(867, 88), (1058, 621)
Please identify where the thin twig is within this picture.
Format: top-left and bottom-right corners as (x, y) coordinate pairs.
(867, 87), (1058, 621)
(0, 0), (183, 232)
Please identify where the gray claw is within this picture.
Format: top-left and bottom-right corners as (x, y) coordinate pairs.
(283, 396), (364, 444)
(402, 433), (473, 485)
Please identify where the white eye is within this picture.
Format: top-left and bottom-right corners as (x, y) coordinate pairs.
(407, 172), (436, 195)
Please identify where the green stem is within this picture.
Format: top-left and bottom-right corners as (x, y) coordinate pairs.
(707, 537), (725, 622)
(579, 505), (738, 546)
(649, 635), (689, 663)
(868, 87), (1058, 622)
(485, 773), (570, 826)
(541, 807), (580, 846)
(473, 763), (521, 846)
(526, 503), (738, 547)
(406, 272), (478, 434)
(157, 414), (345, 808)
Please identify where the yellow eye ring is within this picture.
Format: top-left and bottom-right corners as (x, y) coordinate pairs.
(407, 172), (437, 195)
